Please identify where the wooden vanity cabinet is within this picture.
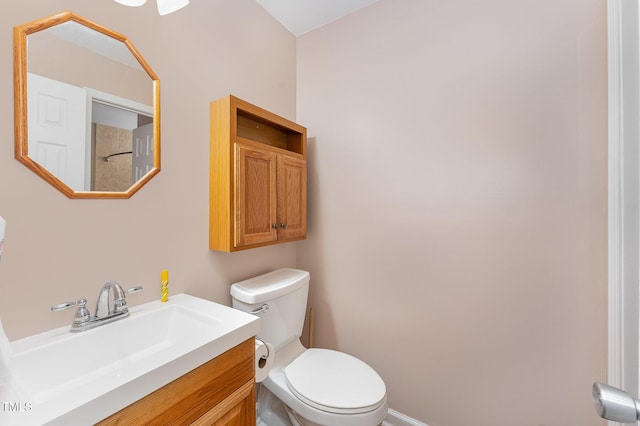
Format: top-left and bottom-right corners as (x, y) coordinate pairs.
(96, 338), (256, 426)
(210, 95), (307, 252)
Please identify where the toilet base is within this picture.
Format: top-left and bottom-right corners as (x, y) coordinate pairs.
(257, 384), (295, 426)
(258, 384), (352, 426)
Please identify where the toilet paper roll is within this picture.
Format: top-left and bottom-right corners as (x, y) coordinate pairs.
(255, 339), (274, 383)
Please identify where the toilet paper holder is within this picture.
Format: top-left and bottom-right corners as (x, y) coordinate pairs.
(256, 338), (270, 367)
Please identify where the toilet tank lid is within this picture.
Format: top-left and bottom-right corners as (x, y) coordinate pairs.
(230, 268), (310, 304)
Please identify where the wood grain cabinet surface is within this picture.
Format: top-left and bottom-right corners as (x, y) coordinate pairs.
(210, 95), (307, 252)
(96, 338), (256, 426)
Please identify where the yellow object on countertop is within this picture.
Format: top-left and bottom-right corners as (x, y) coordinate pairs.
(161, 269), (169, 302)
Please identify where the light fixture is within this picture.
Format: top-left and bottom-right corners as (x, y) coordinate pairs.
(112, 0), (189, 15)
(156, 0), (189, 15)
(113, 0), (147, 6)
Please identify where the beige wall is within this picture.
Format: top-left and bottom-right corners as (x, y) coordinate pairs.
(296, 0), (608, 425)
(0, 0), (298, 338)
(0, 0), (610, 425)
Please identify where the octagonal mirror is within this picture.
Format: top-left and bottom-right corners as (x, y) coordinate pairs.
(14, 11), (160, 198)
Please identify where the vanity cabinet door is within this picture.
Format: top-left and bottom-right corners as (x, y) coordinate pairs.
(191, 379), (255, 425)
(235, 143), (278, 247)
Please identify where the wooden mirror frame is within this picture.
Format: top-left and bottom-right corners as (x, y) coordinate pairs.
(13, 11), (161, 199)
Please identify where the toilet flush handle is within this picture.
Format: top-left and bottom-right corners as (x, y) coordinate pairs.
(251, 304), (269, 315)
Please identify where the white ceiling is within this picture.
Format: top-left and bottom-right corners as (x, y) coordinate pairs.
(255, 0), (382, 36)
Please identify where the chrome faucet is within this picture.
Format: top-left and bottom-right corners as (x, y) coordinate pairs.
(52, 281), (143, 332)
(95, 281), (128, 318)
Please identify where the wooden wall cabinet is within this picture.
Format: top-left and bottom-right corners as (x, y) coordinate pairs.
(210, 95), (307, 252)
(97, 338), (256, 426)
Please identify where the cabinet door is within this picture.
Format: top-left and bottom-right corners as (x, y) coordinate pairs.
(277, 154), (307, 241)
(235, 143), (277, 247)
(191, 380), (255, 426)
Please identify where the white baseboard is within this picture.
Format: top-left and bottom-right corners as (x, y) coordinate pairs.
(382, 408), (428, 426)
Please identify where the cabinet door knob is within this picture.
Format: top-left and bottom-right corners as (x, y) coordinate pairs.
(273, 223), (278, 229)
(281, 223), (287, 229)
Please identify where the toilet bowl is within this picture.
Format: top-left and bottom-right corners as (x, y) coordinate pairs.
(231, 269), (388, 426)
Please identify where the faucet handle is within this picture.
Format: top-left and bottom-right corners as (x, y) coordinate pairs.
(52, 298), (86, 311)
(113, 286), (143, 312)
(51, 298), (91, 324)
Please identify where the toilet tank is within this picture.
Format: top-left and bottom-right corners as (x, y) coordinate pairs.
(230, 268), (310, 351)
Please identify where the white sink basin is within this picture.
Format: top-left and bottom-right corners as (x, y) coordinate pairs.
(5, 293), (259, 426)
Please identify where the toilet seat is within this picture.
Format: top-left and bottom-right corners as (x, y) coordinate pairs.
(283, 348), (386, 415)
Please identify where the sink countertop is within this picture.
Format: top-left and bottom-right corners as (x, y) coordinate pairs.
(2, 293), (260, 426)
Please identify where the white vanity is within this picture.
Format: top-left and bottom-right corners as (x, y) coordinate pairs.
(7, 294), (259, 425)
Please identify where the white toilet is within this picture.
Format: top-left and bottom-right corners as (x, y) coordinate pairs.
(231, 268), (388, 426)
